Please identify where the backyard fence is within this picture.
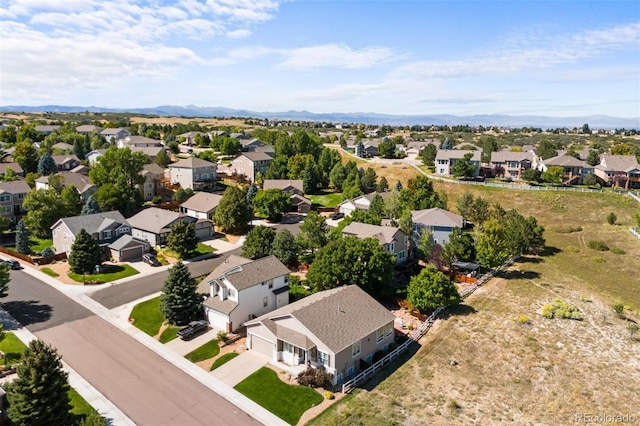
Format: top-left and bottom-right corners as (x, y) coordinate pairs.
(630, 228), (640, 240)
(341, 256), (518, 393)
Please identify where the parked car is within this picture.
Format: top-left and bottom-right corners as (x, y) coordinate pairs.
(177, 320), (209, 340)
(2, 259), (21, 270)
(329, 212), (344, 220)
(142, 253), (161, 267)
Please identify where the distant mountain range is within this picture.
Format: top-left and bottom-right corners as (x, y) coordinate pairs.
(1, 104), (638, 129)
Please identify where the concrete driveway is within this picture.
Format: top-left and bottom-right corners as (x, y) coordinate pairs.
(165, 326), (221, 356)
(212, 350), (269, 387)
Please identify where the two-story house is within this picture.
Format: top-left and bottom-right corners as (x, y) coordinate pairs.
(262, 180), (312, 213)
(0, 180), (30, 223)
(197, 255), (291, 333)
(489, 151), (534, 180)
(179, 192), (223, 220)
(411, 207), (464, 246)
(52, 155), (81, 171)
(168, 157), (217, 191)
(435, 150), (481, 176)
(246, 285), (395, 385)
(537, 154), (594, 185)
(126, 207), (213, 246)
(338, 192), (393, 216)
(100, 128), (131, 143)
(0, 163), (24, 179)
(35, 172), (97, 201)
(341, 222), (409, 265)
(76, 124), (102, 134)
(594, 154), (640, 189)
(139, 163), (167, 201)
(230, 152), (272, 183)
(51, 211), (132, 255)
(116, 135), (163, 149)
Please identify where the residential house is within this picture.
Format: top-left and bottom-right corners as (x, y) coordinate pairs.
(52, 142), (74, 152)
(51, 211), (132, 255)
(435, 150), (481, 176)
(537, 154), (594, 184)
(263, 179), (311, 213)
(180, 192), (223, 220)
(338, 192), (393, 216)
(0, 163), (24, 178)
(100, 128), (131, 143)
(341, 222), (409, 264)
(52, 155), (81, 171)
(230, 152), (272, 183)
(168, 157), (217, 191)
(127, 207), (212, 246)
(245, 285), (395, 385)
(402, 140), (440, 157)
(117, 135), (163, 149)
(411, 207), (464, 246)
(86, 149), (107, 165)
(177, 131), (205, 146)
(355, 140), (380, 158)
(489, 151), (534, 180)
(35, 172), (97, 201)
(0, 180), (30, 223)
(129, 146), (166, 162)
(139, 163), (167, 201)
(240, 139), (269, 152)
(76, 124), (101, 134)
(594, 154), (640, 189)
(34, 125), (60, 135)
(108, 234), (151, 263)
(197, 255), (291, 333)
(229, 132), (249, 140)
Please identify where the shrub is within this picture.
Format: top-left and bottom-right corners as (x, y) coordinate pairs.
(606, 212), (617, 225)
(518, 315), (530, 325)
(542, 299), (582, 320)
(296, 365), (333, 389)
(324, 391), (334, 400)
(152, 195), (163, 204)
(554, 226), (582, 233)
(613, 303), (625, 319)
(587, 240), (609, 251)
(216, 331), (228, 342)
(40, 246), (54, 257)
(610, 247), (625, 255)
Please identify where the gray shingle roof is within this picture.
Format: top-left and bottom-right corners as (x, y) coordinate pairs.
(108, 234), (148, 251)
(0, 180), (31, 194)
(126, 207), (186, 234)
(435, 149), (481, 162)
(247, 285), (395, 354)
(263, 180), (303, 193)
(53, 211), (128, 236)
(0, 163), (23, 174)
(412, 207), (463, 228)
(241, 152), (272, 162)
(203, 295), (239, 315)
(180, 192), (223, 213)
(543, 154), (591, 168)
(342, 222), (401, 245)
(490, 151), (534, 163)
(204, 255), (290, 291)
(168, 157), (216, 169)
(600, 154), (640, 172)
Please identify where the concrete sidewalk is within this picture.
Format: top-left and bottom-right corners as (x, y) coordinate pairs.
(0, 308), (135, 426)
(18, 266), (288, 426)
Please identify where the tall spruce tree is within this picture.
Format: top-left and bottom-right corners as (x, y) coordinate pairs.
(68, 229), (103, 274)
(81, 195), (102, 215)
(6, 340), (72, 426)
(37, 152), (57, 176)
(15, 219), (31, 254)
(160, 261), (201, 325)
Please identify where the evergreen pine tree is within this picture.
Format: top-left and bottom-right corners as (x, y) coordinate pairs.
(81, 195), (102, 215)
(15, 220), (31, 254)
(6, 340), (72, 426)
(68, 229), (103, 274)
(0, 262), (10, 297)
(160, 262), (201, 325)
(80, 410), (108, 426)
(166, 221), (198, 259)
(246, 184), (258, 205)
(37, 152), (57, 176)
(73, 139), (86, 160)
(394, 180), (403, 191)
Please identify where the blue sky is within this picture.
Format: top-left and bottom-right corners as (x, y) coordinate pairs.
(1, 0), (639, 117)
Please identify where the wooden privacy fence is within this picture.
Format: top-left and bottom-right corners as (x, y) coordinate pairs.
(0, 246), (66, 265)
(341, 255), (519, 394)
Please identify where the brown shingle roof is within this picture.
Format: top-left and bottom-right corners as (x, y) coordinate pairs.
(342, 222), (401, 245)
(180, 192), (223, 213)
(204, 255), (289, 291)
(263, 180), (303, 193)
(412, 207), (463, 228)
(600, 154), (640, 172)
(168, 157), (216, 169)
(126, 207), (186, 234)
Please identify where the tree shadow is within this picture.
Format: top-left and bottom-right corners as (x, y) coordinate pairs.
(356, 339), (422, 392)
(540, 246), (562, 257)
(1, 300), (53, 327)
(517, 256), (543, 264)
(441, 304), (477, 319)
(497, 270), (541, 280)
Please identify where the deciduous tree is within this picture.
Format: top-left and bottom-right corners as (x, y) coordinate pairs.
(296, 211), (328, 256)
(407, 266), (460, 312)
(253, 189), (291, 222)
(213, 186), (252, 234)
(7, 340), (72, 426)
(22, 189), (65, 238)
(475, 220), (510, 268)
(13, 141), (39, 174)
(167, 221), (198, 259)
(160, 262), (201, 325)
(271, 229), (297, 266)
(450, 153), (476, 178)
(242, 225), (276, 259)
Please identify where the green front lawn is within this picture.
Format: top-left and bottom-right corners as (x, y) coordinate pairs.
(69, 387), (99, 419)
(0, 332), (28, 365)
(193, 242), (216, 257)
(68, 264), (139, 284)
(41, 267), (60, 277)
(210, 352), (240, 371)
(309, 191), (343, 208)
(234, 367), (323, 425)
(159, 326), (180, 343)
(185, 339), (220, 363)
(130, 296), (164, 337)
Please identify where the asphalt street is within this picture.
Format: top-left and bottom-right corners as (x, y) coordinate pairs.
(89, 248), (242, 309)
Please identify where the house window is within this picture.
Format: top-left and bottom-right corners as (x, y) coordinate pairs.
(228, 288), (235, 298)
(263, 296), (268, 307)
(397, 251), (406, 261)
(283, 342), (294, 354)
(352, 341), (361, 358)
(103, 230), (112, 239)
(0, 206), (10, 214)
(347, 365), (355, 377)
(0, 195), (10, 202)
(389, 242), (395, 253)
(366, 354), (373, 363)
(376, 327), (384, 343)
(404, 236), (408, 246)
(119, 227), (130, 234)
(318, 350), (329, 367)
(385, 323), (393, 337)
(268, 281), (273, 289)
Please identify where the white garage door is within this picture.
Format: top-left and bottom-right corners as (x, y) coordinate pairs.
(250, 334), (273, 358)
(206, 308), (228, 331)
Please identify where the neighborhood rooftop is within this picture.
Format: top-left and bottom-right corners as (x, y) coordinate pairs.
(126, 208), (186, 234)
(205, 255), (291, 291)
(52, 211), (128, 236)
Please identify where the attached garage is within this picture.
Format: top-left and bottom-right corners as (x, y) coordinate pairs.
(195, 219), (213, 240)
(249, 333), (274, 358)
(109, 235), (150, 262)
(203, 305), (231, 332)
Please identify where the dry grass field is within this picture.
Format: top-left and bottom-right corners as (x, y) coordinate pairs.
(129, 116), (251, 128)
(311, 184), (640, 425)
(336, 149), (422, 188)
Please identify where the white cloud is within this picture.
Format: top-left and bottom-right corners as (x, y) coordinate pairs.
(278, 44), (395, 70)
